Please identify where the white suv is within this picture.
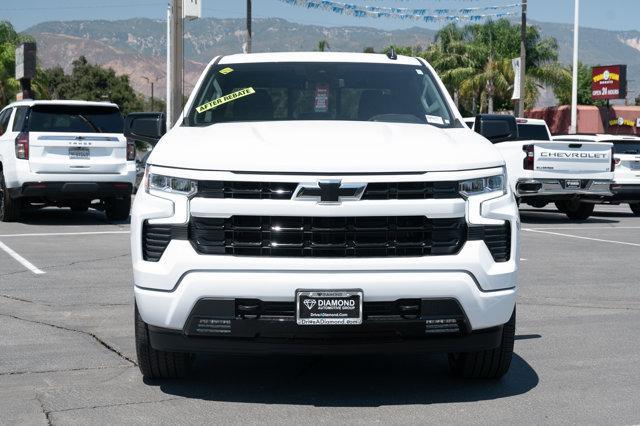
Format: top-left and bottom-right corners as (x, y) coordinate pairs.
(128, 52), (519, 380)
(554, 134), (640, 215)
(0, 100), (136, 221)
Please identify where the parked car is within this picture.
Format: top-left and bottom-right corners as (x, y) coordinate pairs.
(127, 52), (519, 380)
(0, 100), (136, 221)
(466, 117), (614, 220)
(554, 134), (640, 215)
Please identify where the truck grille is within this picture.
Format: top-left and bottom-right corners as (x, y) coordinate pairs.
(189, 216), (467, 257)
(196, 180), (459, 200)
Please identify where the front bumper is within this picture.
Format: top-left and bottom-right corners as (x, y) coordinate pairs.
(147, 323), (504, 355)
(9, 181), (133, 200)
(516, 178), (612, 199)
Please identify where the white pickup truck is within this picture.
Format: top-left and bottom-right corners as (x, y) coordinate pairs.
(554, 134), (640, 216)
(466, 117), (614, 220)
(126, 52), (520, 380)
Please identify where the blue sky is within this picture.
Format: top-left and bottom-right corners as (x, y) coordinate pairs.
(2, 0), (638, 32)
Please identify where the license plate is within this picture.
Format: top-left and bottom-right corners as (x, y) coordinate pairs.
(296, 290), (363, 325)
(69, 147), (90, 160)
(565, 179), (581, 189)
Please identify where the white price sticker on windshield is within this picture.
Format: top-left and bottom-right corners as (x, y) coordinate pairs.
(425, 115), (444, 125)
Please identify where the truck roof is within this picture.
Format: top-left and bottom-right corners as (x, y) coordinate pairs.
(214, 52), (423, 67)
(5, 100), (119, 109)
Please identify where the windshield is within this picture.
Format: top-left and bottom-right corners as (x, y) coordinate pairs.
(28, 105), (123, 133)
(605, 141), (640, 155)
(516, 123), (550, 141)
(185, 62), (456, 127)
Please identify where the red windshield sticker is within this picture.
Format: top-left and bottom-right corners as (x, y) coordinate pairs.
(314, 84), (329, 113)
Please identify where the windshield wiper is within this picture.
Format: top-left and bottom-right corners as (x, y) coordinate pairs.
(77, 115), (101, 133)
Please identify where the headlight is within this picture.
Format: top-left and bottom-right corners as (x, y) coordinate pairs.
(459, 173), (506, 197)
(145, 170), (197, 196)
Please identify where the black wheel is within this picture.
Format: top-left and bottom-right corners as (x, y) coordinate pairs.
(105, 197), (131, 221)
(0, 173), (20, 222)
(448, 309), (515, 379)
(563, 201), (594, 220)
(135, 304), (191, 380)
(630, 203), (640, 216)
(554, 201), (568, 213)
(70, 201), (90, 212)
(527, 201), (547, 209)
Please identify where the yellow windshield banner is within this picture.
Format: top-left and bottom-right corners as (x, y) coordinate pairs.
(195, 87), (256, 114)
(219, 67), (234, 75)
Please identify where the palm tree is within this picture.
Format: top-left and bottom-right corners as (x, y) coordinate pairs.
(422, 19), (569, 113)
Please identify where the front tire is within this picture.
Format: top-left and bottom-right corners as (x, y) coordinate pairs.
(630, 203), (640, 216)
(135, 305), (191, 380)
(105, 197), (131, 221)
(0, 173), (20, 222)
(448, 309), (515, 379)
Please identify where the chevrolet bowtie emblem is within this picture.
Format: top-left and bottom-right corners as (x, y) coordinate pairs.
(293, 180), (367, 203)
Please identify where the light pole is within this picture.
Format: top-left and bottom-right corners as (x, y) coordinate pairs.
(246, 0), (252, 53)
(569, 0), (580, 134)
(142, 76), (157, 111)
(518, 0), (527, 117)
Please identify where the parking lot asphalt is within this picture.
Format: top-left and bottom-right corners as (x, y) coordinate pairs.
(1, 204), (639, 425)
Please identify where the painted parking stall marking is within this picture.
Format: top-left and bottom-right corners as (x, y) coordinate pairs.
(0, 240), (45, 275)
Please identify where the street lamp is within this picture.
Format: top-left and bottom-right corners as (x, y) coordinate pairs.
(142, 76), (158, 112)
(569, 0), (580, 134)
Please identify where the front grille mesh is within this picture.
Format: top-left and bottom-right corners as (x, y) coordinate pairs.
(189, 216), (467, 258)
(196, 180), (460, 200)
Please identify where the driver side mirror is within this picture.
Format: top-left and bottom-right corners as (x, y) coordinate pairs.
(124, 112), (166, 146)
(474, 114), (518, 143)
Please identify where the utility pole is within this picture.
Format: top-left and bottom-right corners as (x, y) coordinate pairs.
(246, 0), (252, 53)
(569, 0), (580, 134)
(518, 0), (527, 117)
(168, 0), (184, 128)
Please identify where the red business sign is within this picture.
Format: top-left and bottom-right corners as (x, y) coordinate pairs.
(592, 65), (627, 100)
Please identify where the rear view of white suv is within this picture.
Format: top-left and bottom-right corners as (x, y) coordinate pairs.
(0, 100), (136, 221)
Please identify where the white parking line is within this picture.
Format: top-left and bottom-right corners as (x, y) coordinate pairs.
(0, 231), (129, 238)
(523, 229), (640, 247)
(0, 241), (45, 274)
(525, 226), (640, 231)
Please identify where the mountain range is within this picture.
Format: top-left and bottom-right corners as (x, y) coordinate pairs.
(22, 17), (640, 102)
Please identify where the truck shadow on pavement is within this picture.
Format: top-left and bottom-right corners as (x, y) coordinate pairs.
(150, 352), (538, 406)
(14, 208), (130, 226)
(519, 208), (621, 225)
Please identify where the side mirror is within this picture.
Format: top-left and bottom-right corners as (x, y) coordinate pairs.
(124, 112), (166, 146)
(474, 114), (518, 143)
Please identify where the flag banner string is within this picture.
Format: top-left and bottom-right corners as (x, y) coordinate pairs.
(278, 0), (520, 22)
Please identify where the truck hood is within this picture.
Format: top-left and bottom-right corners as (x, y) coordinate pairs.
(149, 121), (503, 173)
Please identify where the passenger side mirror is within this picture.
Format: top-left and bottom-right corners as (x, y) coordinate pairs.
(474, 114), (518, 143)
(124, 112), (166, 146)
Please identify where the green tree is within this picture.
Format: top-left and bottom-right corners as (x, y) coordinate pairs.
(418, 19), (569, 113)
(555, 62), (605, 106)
(42, 56), (144, 114)
(316, 40), (330, 52)
(0, 21), (35, 108)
